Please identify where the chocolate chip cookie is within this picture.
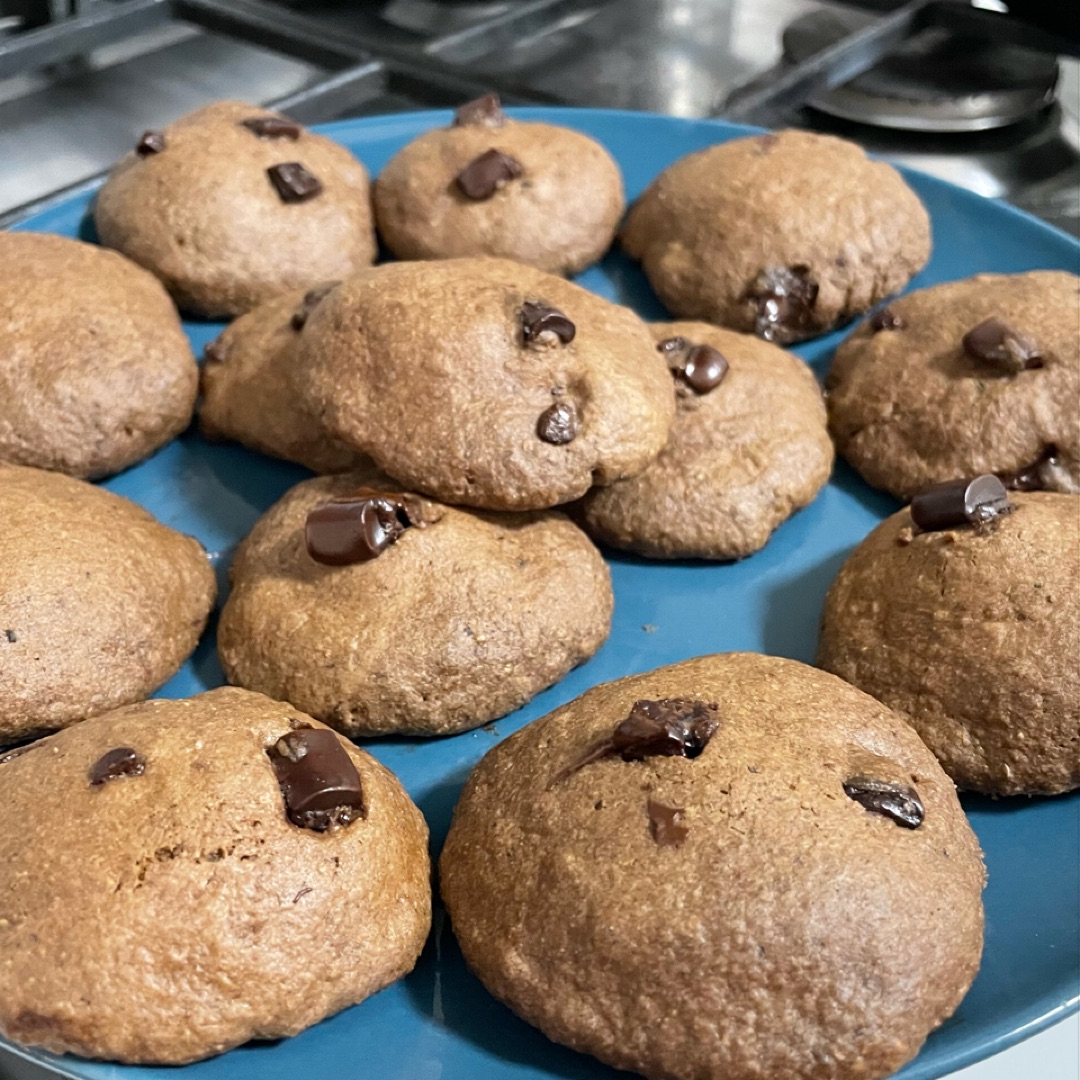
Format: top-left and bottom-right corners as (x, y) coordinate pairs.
(0, 464), (216, 745)
(0, 232), (197, 479)
(578, 322), (833, 558)
(374, 95), (624, 275)
(441, 652), (985, 1080)
(621, 130), (931, 343)
(827, 271), (1080, 498)
(217, 471), (613, 736)
(94, 101), (377, 318)
(295, 257), (675, 510)
(199, 283), (368, 474)
(0, 687), (430, 1063)
(818, 483), (1079, 796)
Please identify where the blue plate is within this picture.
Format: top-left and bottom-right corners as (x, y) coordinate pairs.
(6, 109), (1079, 1080)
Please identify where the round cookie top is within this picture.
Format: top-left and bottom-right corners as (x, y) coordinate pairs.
(441, 652), (985, 1080)
(199, 283), (368, 474)
(373, 95), (624, 275)
(818, 489), (1079, 796)
(0, 465), (216, 744)
(295, 257), (675, 510)
(620, 129), (931, 343)
(218, 471), (612, 736)
(827, 271), (1080, 498)
(0, 687), (430, 1063)
(94, 100), (377, 318)
(579, 321), (834, 559)
(0, 232), (197, 479)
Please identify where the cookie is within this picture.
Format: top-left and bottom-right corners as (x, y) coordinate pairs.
(0, 232), (197, 479)
(818, 483), (1079, 795)
(199, 283), (368, 474)
(621, 130), (931, 343)
(295, 257), (675, 510)
(373, 95), (624, 275)
(826, 271), (1080, 498)
(94, 101), (377, 318)
(578, 321), (833, 558)
(218, 471), (613, 736)
(441, 652), (985, 1080)
(0, 465), (216, 745)
(0, 687), (430, 1063)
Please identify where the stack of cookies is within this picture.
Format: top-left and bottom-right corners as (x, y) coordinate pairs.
(1, 90), (1076, 1080)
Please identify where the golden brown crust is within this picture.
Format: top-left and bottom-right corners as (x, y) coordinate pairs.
(0, 688), (431, 1063)
(94, 101), (377, 318)
(0, 232), (197, 479)
(441, 653), (985, 1080)
(218, 471), (613, 736)
(817, 492), (1080, 795)
(0, 465), (216, 744)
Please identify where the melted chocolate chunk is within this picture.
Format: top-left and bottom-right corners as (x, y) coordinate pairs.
(269, 728), (363, 832)
(136, 130), (165, 157)
(647, 799), (689, 848)
(89, 747), (146, 786)
(743, 266), (819, 343)
(870, 307), (905, 333)
(537, 401), (579, 445)
(843, 777), (924, 829)
(291, 281), (340, 331)
(455, 149), (523, 200)
(612, 699), (720, 761)
(3, 629), (16, 643)
(241, 115), (302, 140)
(267, 162), (323, 203)
(453, 93), (505, 128)
(521, 302), (575, 346)
(962, 317), (1043, 374)
(910, 474), (1014, 533)
(656, 336), (691, 359)
(999, 446), (1059, 492)
(305, 488), (422, 566)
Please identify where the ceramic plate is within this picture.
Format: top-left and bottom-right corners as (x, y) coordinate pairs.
(5, 108), (1079, 1080)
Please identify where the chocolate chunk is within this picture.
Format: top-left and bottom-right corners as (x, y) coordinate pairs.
(305, 488), (422, 566)
(3, 629), (16, 643)
(1000, 446), (1059, 492)
(89, 747), (146, 786)
(537, 401), (579, 445)
(267, 162), (323, 204)
(291, 281), (340, 331)
(612, 699), (720, 761)
(136, 130), (165, 157)
(453, 93), (505, 128)
(202, 337), (227, 365)
(680, 344), (729, 394)
(870, 307), (905, 332)
(963, 317), (1043, 374)
(521, 301), (575, 346)
(269, 728), (363, 832)
(656, 336), (691, 359)
(910, 474), (1014, 532)
(241, 115), (302, 140)
(647, 799), (689, 848)
(843, 777), (924, 829)
(455, 149), (523, 200)
(743, 265), (819, 343)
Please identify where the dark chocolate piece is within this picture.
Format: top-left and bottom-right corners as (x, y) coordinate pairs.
(962, 317), (1043, 374)
(656, 336), (691, 359)
(242, 116), (302, 140)
(537, 401), (579, 445)
(521, 302), (575, 346)
(870, 307), (905, 332)
(999, 446), (1059, 492)
(269, 728), (363, 832)
(136, 130), (165, 157)
(647, 799), (689, 848)
(743, 265), (819, 343)
(455, 149), (523, 200)
(3, 629), (16, 643)
(680, 344), (729, 394)
(305, 488), (422, 566)
(843, 777), (924, 829)
(910, 474), (1014, 532)
(267, 162), (323, 203)
(453, 93), (505, 128)
(291, 281), (340, 331)
(89, 747), (146, 786)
